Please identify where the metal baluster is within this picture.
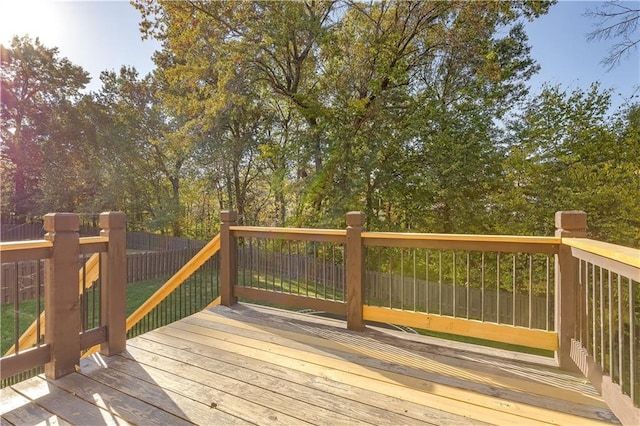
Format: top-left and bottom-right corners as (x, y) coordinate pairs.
(600, 266), (605, 369)
(13, 262), (19, 353)
(546, 256), (550, 331)
(629, 276), (636, 403)
(438, 251), (442, 315)
(481, 252), (485, 322)
(332, 244), (336, 301)
(452, 251), (456, 317)
(618, 272), (624, 390)
(592, 263), (597, 359)
(512, 254), (516, 326)
(36, 260), (42, 346)
(426, 251), (430, 314)
(466, 252), (470, 319)
(413, 249), (417, 312)
(608, 269), (613, 378)
(389, 252), (392, 309)
(400, 249), (404, 310)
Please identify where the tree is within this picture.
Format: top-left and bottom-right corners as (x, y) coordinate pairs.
(496, 84), (640, 246)
(93, 66), (191, 235)
(585, 1), (640, 69)
(1, 36), (89, 219)
(133, 0), (551, 230)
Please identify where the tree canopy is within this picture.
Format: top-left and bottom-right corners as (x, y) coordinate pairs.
(1, 2), (638, 247)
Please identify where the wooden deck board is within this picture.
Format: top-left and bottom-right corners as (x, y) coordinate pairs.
(0, 387), (72, 426)
(127, 335), (437, 425)
(185, 310), (606, 409)
(1, 303), (620, 425)
(135, 331), (478, 425)
(163, 315), (611, 425)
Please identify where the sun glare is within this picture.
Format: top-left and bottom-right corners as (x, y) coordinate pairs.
(0, 1), (64, 47)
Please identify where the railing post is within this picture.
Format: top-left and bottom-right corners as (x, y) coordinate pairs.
(555, 210), (587, 372)
(43, 213), (80, 379)
(99, 212), (127, 356)
(346, 211), (365, 331)
(220, 210), (238, 306)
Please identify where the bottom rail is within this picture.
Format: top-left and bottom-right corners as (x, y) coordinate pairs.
(0, 345), (51, 381)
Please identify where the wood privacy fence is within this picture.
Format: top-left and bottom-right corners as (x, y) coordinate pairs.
(1, 248), (201, 304)
(0, 223), (100, 241)
(1, 223), (206, 251)
(126, 248), (201, 284)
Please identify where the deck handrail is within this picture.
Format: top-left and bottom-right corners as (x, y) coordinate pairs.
(2, 210), (637, 423)
(562, 238), (640, 270)
(558, 226), (639, 424)
(0, 212), (126, 383)
(4, 252), (101, 357)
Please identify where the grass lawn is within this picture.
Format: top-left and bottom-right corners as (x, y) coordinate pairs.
(0, 277), (169, 354)
(125, 277), (168, 316)
(0, 298), (43, 354)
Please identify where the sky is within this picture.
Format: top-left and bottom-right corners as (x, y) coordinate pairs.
(0, 0), (638, 114)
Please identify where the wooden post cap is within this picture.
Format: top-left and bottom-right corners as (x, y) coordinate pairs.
(555, 211), (587, 231)
(221, 210), (237, 223)
(346, 211), (365, 227)
(99, 212), (126, 229)
(43, 213), (79, 233)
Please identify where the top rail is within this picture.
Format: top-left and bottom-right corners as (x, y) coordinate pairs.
(1, 236), (110, 262)
(363, 232), (561, 254)
(562, 238), (640, 269)
(79, 236), (109, 254)
(230, 226), (346, 243)
(0, 240), (53, 262)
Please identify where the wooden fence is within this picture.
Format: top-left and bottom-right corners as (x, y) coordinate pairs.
(1, 223), (206, 251)
(126, 248), (201, 283)
(1, 248), (201, 304)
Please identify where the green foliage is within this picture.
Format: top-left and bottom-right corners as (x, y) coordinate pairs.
(495, 84), (640, 246)
(2, 1), (638, 249)
(1, 36), (90, 218)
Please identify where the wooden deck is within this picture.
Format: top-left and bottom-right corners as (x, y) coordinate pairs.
(0, 303), (620, 425)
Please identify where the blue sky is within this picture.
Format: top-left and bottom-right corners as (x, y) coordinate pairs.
(1, 1), (638, 113)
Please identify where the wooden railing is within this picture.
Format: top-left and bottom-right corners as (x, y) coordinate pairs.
(556, 213), (639, 425)
(1, 210), (637, 423)
(220, 209), (639, 424)
(125, 234), (221, 339)
(0, 212), (126, 382)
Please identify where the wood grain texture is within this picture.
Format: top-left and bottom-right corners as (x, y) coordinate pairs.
(158, 319), (605, 425)
(1, 303), (620, 426)
(562, 238), (640, 269)
(363, 305), (558, 350)
(0, 386), (72, 426)
(10, 376), (131, 425)
(186, 311), (606, 411)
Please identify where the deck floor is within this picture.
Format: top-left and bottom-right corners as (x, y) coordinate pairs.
(1, 303), (620, 425)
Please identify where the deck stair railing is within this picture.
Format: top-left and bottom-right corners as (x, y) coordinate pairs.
(123, 234), (221, 340)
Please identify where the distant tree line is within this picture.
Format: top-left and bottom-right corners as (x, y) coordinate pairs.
(1, 1), (638, 247)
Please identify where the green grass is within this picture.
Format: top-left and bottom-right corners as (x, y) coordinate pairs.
(125, 277), (168, 316)
(0, 277), (169, 354)
(0, 298), (43, 354)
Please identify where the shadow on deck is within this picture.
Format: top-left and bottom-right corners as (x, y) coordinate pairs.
(0, 303), (620, 425)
